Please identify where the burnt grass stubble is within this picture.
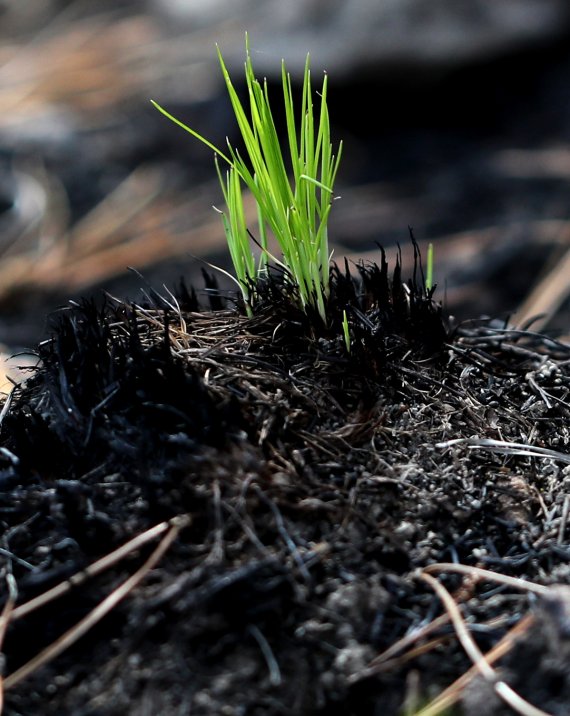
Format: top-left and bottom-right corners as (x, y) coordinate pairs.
(1, 240), (570, 715)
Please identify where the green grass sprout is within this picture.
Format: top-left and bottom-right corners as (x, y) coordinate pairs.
(151, 35), (343, 321)
(342, 309), (351, 353)
(426, 242), (434, 291)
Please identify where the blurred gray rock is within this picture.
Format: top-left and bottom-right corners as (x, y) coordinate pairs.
(151, 0), (570, 78)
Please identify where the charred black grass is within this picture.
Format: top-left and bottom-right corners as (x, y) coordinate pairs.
(3, 244), (570, 715)
(0, 242), (451, 702)
(0, 240), (447, 509)
(2, 298), (243, 481)
(3, 236), (448, 486)
(241, 237), (448, 372)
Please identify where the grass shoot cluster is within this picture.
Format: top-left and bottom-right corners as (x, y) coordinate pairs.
(152, 38), (342, 322)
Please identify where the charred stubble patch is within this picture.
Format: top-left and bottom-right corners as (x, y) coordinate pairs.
(1, 251), (570, 715)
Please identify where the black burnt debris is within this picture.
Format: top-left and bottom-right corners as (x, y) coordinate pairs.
(1, 246), (570, 716)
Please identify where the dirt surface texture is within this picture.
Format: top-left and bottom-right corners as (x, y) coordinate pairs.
(0, 249), (569, 715)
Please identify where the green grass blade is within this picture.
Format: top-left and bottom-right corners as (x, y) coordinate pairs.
(153, 38), (342, 323)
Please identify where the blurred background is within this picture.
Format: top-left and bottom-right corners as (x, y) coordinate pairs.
(1, 0), (570, 363)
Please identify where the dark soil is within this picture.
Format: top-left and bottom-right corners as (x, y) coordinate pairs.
(1, 249), (570, 715)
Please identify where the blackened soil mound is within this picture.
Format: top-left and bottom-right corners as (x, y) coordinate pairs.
(1, 253), (570, 716)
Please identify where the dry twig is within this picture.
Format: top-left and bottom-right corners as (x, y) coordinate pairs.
(1, 515), (190, 691)
(419, 565), (555, 716)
